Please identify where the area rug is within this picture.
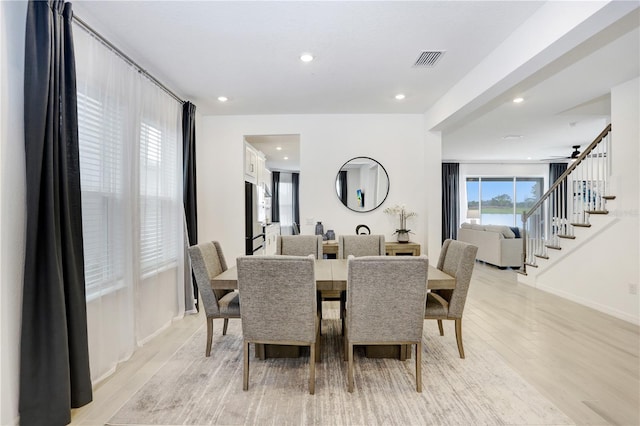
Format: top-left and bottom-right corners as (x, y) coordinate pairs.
(108, 306), (573, 425)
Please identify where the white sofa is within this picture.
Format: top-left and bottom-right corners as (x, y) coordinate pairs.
(457, 223), (523, 268)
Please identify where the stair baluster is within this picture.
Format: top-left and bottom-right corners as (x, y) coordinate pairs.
(520, 125), (612, 275)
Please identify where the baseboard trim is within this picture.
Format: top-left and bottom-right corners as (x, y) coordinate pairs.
(535, 282), (639, 325)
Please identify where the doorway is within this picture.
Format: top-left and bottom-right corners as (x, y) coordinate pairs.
(244, 134), (300, 235)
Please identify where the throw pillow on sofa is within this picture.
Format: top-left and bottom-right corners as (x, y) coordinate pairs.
(484, 224), (516, 239)
(509, 226), (521, 238)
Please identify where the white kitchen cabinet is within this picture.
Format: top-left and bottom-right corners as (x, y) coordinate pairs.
(257, 155), (266, 188)
(245, 142), (268, 187)
(244, 144), (258, 184)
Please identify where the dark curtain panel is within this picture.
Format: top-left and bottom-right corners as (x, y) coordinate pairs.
(271, 171), (280, 223)
(442, 163), (460, 242)
(292, 172), (300, 228)
(549, 162), (567, 184)
(338, 170), (348, 206)
(182, 101), (198, 245)
(182, 101), (198, 310)
(550, 162), (568, 219)
(21, 1), (93, 424)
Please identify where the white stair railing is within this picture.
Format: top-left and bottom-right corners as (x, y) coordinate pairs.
(521, 124), (612, 273)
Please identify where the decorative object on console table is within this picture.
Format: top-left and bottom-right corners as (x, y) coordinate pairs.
(315, 221), (324, 236)
(355, 224), (370, 235)
(384, 204), (417, 243)
(325, 229), (335, 240)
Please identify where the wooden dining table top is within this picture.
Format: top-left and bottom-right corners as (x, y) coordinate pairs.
(211, 259), (455, 291)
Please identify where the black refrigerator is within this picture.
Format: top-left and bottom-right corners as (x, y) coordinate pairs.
(245, 181), (265, 255)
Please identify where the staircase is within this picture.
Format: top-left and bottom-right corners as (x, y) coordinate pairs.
(520, 124), (613, 275)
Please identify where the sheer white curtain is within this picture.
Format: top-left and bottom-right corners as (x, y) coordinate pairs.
(74, 26), (184, 384)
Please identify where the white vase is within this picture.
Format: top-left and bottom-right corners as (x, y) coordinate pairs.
(397, 232), (409, 243)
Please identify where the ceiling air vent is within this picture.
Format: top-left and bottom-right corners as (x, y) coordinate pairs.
(413, 50), (445, 68)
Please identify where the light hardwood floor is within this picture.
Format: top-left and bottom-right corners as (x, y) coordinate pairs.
(70, 262), (640, 425)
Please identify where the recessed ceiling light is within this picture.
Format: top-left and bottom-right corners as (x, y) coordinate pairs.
(276, 146), (282, 151)
(395, 93), (406, 100)
(284, 156), (289, 160)
(217, 96), (228, 102)
(300, 53), (314, 62)
(502, 135), (523, 140)
(513, 97), (524, 103)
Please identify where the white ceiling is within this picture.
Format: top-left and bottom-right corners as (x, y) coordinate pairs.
(72, 1), (640, 163)
(244, 134), (300, 172)
(443, 18), (639, 162)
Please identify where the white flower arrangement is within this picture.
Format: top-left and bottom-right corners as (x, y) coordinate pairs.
(383, 204), (417, 234)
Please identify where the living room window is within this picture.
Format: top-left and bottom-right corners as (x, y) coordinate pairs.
(466, 177), (543, 226)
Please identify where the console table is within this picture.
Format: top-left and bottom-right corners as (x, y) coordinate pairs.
(321, 241), (421, 257)
(385, 241), (421, 256)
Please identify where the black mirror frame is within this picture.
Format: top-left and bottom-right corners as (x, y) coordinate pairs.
(335, 156), (390, 213)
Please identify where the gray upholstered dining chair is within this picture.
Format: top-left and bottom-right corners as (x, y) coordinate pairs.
(276, 235), (323, 259)
(338, 234), (385, 258)
(237, 255), (319, 394)
(425, 239), (478, 359)
(345, 255), (429, 392)
(333, 234), (386, 334)
(188, 241), (241, 357)
(275, 236), (325, 334)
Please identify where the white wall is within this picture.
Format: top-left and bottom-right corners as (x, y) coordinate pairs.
(424, 131), (442, 259)
(520, 77), (639, 324)
(198, 114), (442, 263)
(0, 1), (27, 424)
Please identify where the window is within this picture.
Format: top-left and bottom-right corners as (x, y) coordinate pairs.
(77, 88), (182, 297)
(278, 173), (293, 233)
(466, 177), (543, 226)
(139, 121), (179, 274)
(77, 92), (125, 298)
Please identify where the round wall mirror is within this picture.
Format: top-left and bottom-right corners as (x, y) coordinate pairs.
(335, 157), (389, 212)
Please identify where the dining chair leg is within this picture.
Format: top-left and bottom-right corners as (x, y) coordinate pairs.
(437, 319), (444, 336)
(347, 342), (354, 392)
(343, 334), (347, 361)
(309, 343), (316, 395)
(223, 318), (229, 335)
(317, 293), (323, 336)
(315, 316), (321, 363)
(340, 292), (346, 335)
(206, 317), (213, 357)
(243, 341), (250, 391)
(416, 341), (422, 393)
(455, 318), (465, 359)
(343, 316), (349, 361)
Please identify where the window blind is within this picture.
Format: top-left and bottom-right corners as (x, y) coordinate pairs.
(77, 92), (125, 298)
(139, 121), (179, 274)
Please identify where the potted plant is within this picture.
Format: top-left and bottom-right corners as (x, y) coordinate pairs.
(384, 204), (416, 243)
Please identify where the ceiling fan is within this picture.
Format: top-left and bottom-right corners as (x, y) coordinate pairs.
(543, 145), (581, 161)
(568, 145), (581, 159)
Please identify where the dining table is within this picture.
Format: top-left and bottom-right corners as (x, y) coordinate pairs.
(211, 259), (456, 360)
(211, 259), (456, 291)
